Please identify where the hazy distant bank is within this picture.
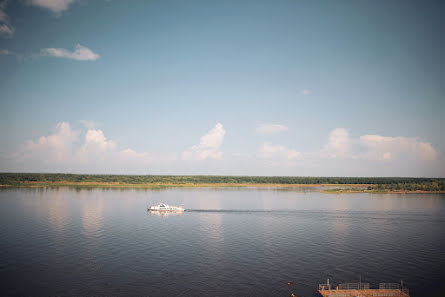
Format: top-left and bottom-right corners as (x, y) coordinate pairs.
(0, 173), (444, 193)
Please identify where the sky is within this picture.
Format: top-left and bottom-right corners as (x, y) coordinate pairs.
(0, 0), (444, 177)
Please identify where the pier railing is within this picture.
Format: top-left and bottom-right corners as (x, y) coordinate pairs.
(318, 280), (410, 296)
(319, 283), (331, 290)
(338, 283), (370, 290)
(379, 283), (409, 295)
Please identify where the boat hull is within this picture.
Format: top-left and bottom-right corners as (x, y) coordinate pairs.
(147, 208), (184, 212)
(148, 203), (184, 212)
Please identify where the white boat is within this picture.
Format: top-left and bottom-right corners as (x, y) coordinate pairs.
(149, 210), (184, 217)
(147, 203), (184, 212)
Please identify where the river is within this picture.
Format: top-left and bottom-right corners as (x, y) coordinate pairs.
(1, 187), (444, 296)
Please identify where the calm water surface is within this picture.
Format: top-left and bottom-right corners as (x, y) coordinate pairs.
(1, 187), (444, 296)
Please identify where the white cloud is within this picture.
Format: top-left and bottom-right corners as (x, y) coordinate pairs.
(1, 121), (441, 176)
(0, 1), (14, 38)
(322, 128), (351, 159)
(0, 3), (7, 23)
(119, 148), (151, 162)
(383, 152), (392, 161)
(19, 122), (151, 172)
(182, 123), (226, 160)
(76, 129), (152, 165)
(359, 134), (437, 161)
(257, 142), (303, 165)
(0, 49), (22, 60)
(26, 122), (79, 162)
(43, 44), (100, 61)
(79, 130), (116, 155)
(0, 23), (13, 37)
(321, 128), (437, 162)
(302, 89), (311, 95)
(29, 0), (75, 13)
(256, 123), (288, 135)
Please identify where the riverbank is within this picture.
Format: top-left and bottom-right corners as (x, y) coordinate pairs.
(1, 173), (444, 193)
(0, 181), (367, 189)
(1, 181), (445, 194)
(321, 188), (445, 194)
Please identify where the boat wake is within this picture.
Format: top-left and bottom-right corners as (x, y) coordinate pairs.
(184, 209), (298, 213)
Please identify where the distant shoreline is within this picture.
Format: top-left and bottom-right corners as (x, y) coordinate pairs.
(1, 173), (444, 194)
(0, 181), (367, 188)
(0, 181), (444, 194)
(320, 188), (445, 194)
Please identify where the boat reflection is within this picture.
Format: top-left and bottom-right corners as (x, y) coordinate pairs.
(149, 210), (184, 218)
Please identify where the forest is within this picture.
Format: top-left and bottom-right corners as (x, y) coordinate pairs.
(0, 173), (444, 192)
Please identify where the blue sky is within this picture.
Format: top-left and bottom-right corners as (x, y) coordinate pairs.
(0, 0), (444, 176)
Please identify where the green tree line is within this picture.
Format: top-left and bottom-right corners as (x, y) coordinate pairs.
(0, 173), (444, 191)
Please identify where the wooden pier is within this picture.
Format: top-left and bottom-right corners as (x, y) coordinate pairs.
(318, 280), (409, 297)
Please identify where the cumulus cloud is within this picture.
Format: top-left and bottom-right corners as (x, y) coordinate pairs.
(43, 44), (100, 61)
(256, 143), (303, 167)
(182, 123), (226, 160)
(19, 122), (151, 172)
(26, 122), (79, 162)
(322, 128), (351, 159)
(359, 134), (437, 161)
(0, 23), (13, 37)
(322, 128), (437, 162)
(0, 1), (14, 38)
(75, 129), (152, 166)
(258, 143), (303, 160)
(0, 3), (6, 23)
(0, 49), (21, 60)
(256, 123), (288, 135)
(78, 130), (116, 160)
(28, 0), (75, 13)
(119, 148), (151, 162)
(2, 121), (440, 176)
(0, 0), (75, 39)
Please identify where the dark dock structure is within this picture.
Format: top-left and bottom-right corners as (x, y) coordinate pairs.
(318, 279), (409, 297)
